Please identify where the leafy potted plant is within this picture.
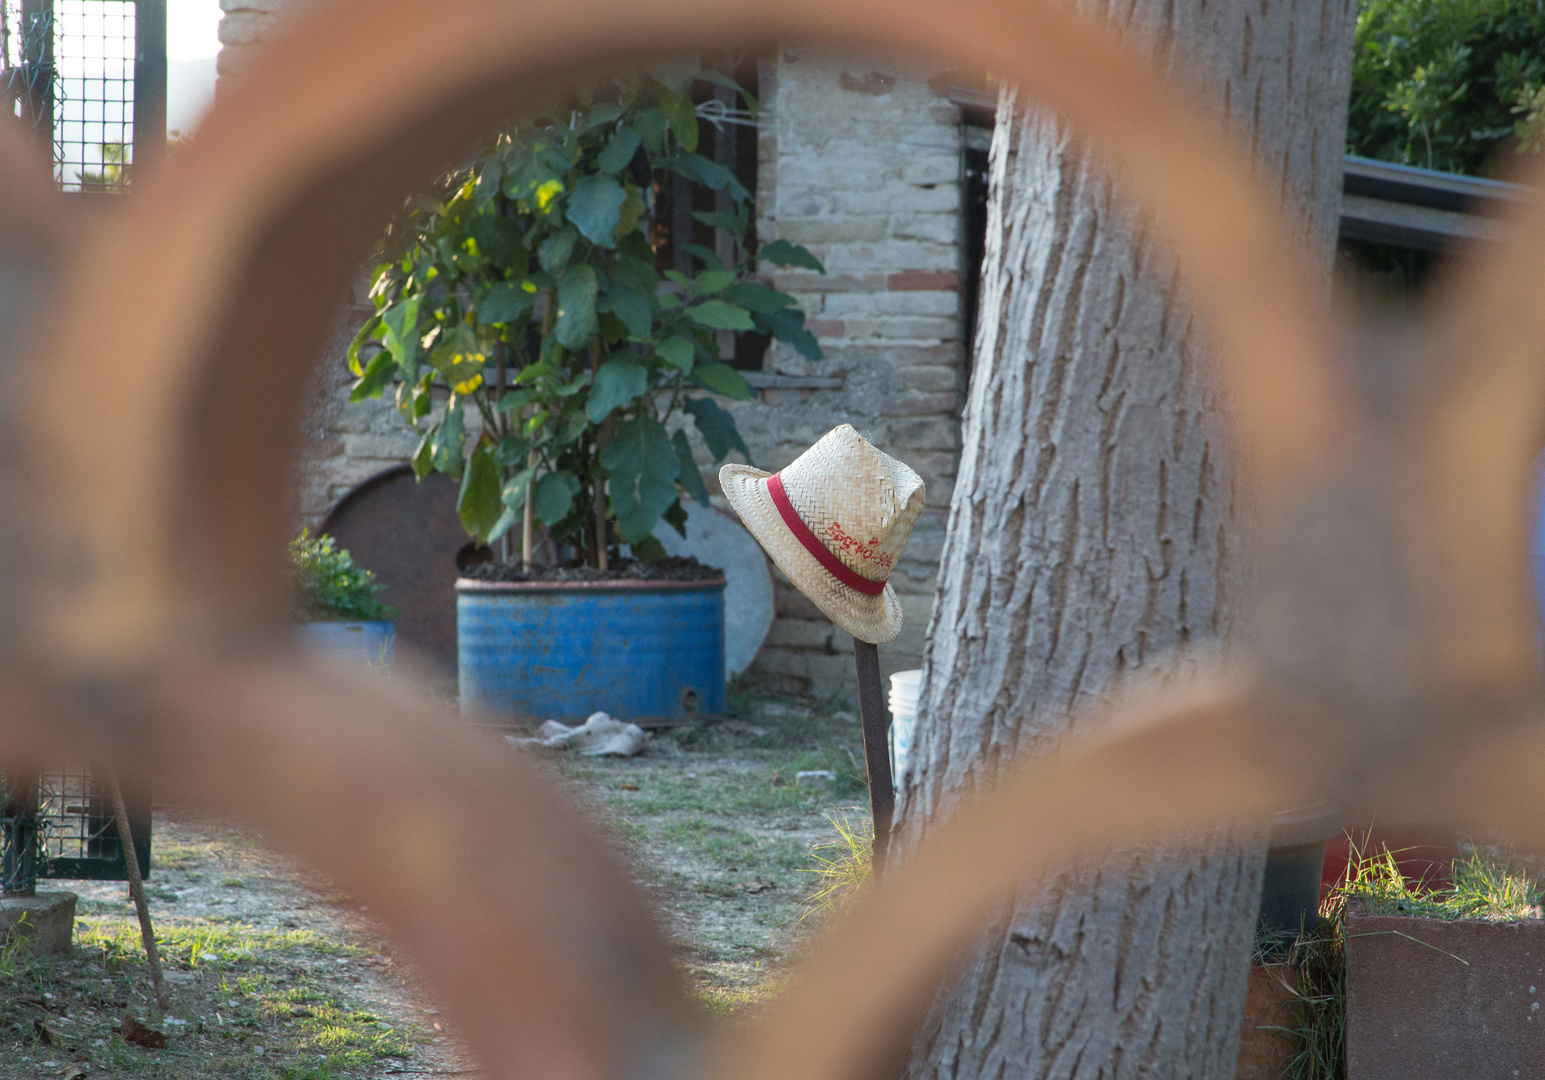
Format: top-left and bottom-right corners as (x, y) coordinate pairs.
(347, 67), (823, 722)
(290, 529), (398, 667)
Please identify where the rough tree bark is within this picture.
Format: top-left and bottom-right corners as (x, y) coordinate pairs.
(895, 0), (1355, 1076)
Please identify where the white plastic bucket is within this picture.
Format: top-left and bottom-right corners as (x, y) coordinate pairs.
(888, 669), (922, 783)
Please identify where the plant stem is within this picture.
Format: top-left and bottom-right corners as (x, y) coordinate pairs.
(591, 335), (610, 571)
(496, 342), (511, 563)
(526, 292), (556, 569)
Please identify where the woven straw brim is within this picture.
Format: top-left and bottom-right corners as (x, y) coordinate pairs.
(721, 464), (903, 645)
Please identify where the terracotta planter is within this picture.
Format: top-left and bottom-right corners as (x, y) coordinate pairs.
(1345, 905), (1545, 1078)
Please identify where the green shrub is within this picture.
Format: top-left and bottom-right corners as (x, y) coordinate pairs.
(288, 529), (397, 623)
(1349, 0), (1545, 175)
(349, 69), (825, 567)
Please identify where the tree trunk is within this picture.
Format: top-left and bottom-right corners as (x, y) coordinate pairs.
(896, 0), (1355, 1075)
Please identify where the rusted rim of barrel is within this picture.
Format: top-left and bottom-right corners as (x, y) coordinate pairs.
(455, 576), (727, 594)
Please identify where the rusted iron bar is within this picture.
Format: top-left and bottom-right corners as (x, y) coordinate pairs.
(853, 640), (895, 872)
(107, 772), (170, 1012)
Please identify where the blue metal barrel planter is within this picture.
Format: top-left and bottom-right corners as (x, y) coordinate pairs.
(457, 577), (726, 724)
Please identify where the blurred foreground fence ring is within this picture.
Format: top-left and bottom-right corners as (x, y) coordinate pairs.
(1, 0), (1545, 1078)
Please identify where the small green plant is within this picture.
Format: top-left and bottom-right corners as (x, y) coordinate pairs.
(799, 810), (872, 923)
(289, 529), (397, 623)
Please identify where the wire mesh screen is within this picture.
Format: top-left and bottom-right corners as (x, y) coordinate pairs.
(0, 0), (161, 193)
(0, 768), (151, 891)
(35, 768), (151, 880)
(52, 0), (135, 191)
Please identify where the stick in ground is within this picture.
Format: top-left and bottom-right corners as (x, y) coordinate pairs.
(107, 773), (170, 1012)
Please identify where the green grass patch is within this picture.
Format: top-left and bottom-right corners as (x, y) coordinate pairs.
(1339, 834), (1540, 920)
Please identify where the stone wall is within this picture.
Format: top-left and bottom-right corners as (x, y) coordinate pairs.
(223, 4), (971, 699)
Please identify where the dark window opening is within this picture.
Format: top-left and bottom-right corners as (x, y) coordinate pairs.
(652, 51), (767, 370)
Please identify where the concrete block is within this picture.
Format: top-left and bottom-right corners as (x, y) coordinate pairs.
(768, 272), (887, 294)
(342, 433), (418, 461)
(0, 892), (77, 956)
(891, 215), (961, 245)
(218, 10), (275, 46)
(844, 316), (958, 341)
(832, 185), (960, 215)
(824, 291), (959, 318)
(901, 156), (959, 186)
(1345, 907), (1545, 1079)
(774, 217), (889, 245)
(885, 416), (960, 452)
(882, 390), (960, 417)
(889, 270), (961, 292)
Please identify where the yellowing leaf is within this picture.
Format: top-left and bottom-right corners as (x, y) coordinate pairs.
(536, 178), (564, 211)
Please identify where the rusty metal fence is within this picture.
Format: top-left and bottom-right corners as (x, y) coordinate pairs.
(4, 0), (1545, 1077)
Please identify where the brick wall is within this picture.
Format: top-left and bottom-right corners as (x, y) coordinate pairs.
(224, 4), (970, 699)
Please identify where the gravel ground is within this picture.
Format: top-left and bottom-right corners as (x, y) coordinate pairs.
(0, 690), (874, 1075)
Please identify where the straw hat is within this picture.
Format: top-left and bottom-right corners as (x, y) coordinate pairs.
(720, 424), (926, 644)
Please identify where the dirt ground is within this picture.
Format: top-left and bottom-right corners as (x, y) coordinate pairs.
(0, 690), (874, 1078)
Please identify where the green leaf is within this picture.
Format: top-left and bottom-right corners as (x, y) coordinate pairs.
(584, 102), (623, 129)
(349, 348), (396, 402)
(428, 323), (486, 394)
(566, 174), (627, 248)
(657, 154), (748, 200)
(663, 499), (689, 538)
(631, 535), (669, 562)
(673, 429), (710, 506)
(381, 297), (421, 378)
(412, 432), (433, 479)
(479, 281), (536, 324)
(554, 265), (599, 351)
(688, 300), (754, 331)
(495, 433), (530, 467)
(538, 227), (578, 273)
(533, 471), (582, 525)
(597, 127), (642, 174)
(487, 504), (521, 544)
(632, 107), (668, 154)
(469, 214), (527, 272)
(656, 336), (695, 373)
(660, 90), (700, 153)
(681, 243), (723, 270)
(684, 395), (752, 461)
(557, 408), (588, 444)
(587, 356), (649, 422)
(597, 279), (654, 340)
(500, 466), (536, 513)
(759, 239), (826, 272)
(696, 69), (745, 94)
(692, 270), (736, 295)
(552, 372), (590, 397)
(457, 445), (505, 541)
(429, 403), (467, 477)
(601, 417), (681, 542)
(768, 306), (823, 360)
(691, 209), (741, 233)
(348, 314), (381, 376)
(722, 281), (796, 314)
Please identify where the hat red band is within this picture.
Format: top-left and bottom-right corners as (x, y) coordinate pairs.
(766, 472), (887, 597)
